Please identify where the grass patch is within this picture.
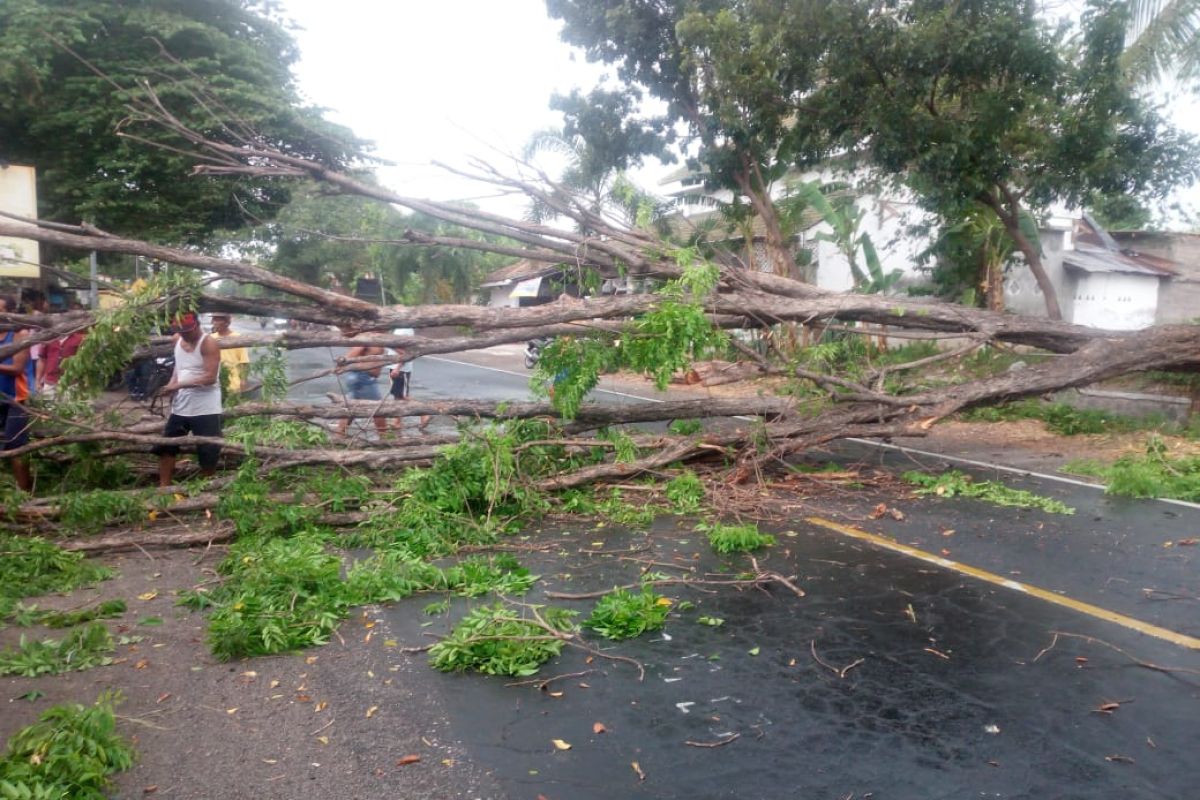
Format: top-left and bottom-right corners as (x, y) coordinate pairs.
(428, 603), (578, 677)
(962, 399), (1182, 437)
(0, 623), (115, 677)
(585, 587), (671, 640)
(0, 692), (133, 799)
(703, 522), (776, 554)
(1065, 437), (1200, 501)
(904, 470), (1075, 514)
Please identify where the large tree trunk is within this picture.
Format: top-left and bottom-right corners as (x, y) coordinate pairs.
(2, 101), (1197, 547)
(979, 188), (1063, 320)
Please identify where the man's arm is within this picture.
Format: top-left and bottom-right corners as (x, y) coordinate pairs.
(337, 345), (367, 372)
(193, 335), (221, 386)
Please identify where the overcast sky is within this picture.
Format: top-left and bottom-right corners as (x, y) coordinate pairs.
(281, 0), (1198, 227)
(282, 0), (610, 213)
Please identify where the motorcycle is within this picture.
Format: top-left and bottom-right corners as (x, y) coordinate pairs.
(137, 355), (176, 415)
(524, 336), (553, 369)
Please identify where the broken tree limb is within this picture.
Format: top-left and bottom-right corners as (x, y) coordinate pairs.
(58, 523), (238, 552)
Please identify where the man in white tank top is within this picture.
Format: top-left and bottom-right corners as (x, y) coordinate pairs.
(152, 312), (223, 487)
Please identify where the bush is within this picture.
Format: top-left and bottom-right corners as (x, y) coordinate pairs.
(0, 692), (133, 800)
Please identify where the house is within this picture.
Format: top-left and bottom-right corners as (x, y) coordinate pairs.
(662, 166), (1188, 330)
(1108, 230), (1200, 325)
(479, 260), (569, 308)
(1003, 214), (1181, 330)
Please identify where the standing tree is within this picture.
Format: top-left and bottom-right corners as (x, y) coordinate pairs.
(1122, 0), (1200, 82)
(547, 0), (829, 277)
(814, 0), (1198, 319)
(0, 0), (364, 247)
(245, 182), (504, 304)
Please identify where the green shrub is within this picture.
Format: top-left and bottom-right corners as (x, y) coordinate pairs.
(963, 399), (1176, 437)
(0, 536), (112, 619)
(585, 588), (671, 640)
(7, 600), (126, 629)
(1066, 438), (1200, 501)
(665, 471), (706, 514)
(0, 623), (115, 677)
(668, 418), (703, 436)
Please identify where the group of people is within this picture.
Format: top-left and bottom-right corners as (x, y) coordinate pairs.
(0, 303), (428, 490)
(0, 292), (86, 491)
(334, 326), (429, 439)
(152, 315), (424, 486)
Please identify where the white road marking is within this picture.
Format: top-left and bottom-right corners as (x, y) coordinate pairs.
(851, 438), (1200, 511)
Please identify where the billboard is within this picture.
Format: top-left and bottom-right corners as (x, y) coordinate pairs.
(0, 164), (40, 278)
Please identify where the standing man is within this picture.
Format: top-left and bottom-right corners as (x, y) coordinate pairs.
(209, 313), (251, 395)
(334, 327), (388, 439)
(388, 328), (431, 433)
(153, 312), (222, 487)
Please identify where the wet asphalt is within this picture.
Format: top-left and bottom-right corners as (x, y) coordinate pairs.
(283, 347), (1200, 799)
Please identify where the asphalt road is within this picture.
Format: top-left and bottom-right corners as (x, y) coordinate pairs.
(283, 345), (1200, 799)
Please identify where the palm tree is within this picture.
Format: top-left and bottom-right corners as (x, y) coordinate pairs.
(1121, 0), (1200, 82)
(521, 127), (665, 232)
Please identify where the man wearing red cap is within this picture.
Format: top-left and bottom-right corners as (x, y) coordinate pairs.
(153, 312), (222, 486)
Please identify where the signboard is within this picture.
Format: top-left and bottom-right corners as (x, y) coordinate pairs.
(0, 165), (40, 278)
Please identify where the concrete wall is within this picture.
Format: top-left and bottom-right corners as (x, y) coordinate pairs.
(1157, 277), (1200, 324)
(812, 196), (931, 293)
(1004, 228), (1072, 319)
(488, 286), (518, 308)
(1110, 231), (1200, 324)
(1071, 271), (1160, 330)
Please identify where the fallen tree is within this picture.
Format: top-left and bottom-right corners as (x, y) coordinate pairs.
(0, 91), (1196, 543)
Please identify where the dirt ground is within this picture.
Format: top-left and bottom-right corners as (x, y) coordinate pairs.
(0, 548), (499, 800)
(920, 418), (1200, 462)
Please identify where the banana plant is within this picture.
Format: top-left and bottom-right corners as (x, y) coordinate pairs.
(793, 182), (902, 293)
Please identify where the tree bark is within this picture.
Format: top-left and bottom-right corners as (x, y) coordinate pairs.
(979, 188), (1063, 320)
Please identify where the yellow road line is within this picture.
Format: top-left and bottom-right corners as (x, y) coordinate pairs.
(805, 516), (1200, 651)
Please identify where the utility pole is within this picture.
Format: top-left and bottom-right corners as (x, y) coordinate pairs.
(89, 250), (98, 309)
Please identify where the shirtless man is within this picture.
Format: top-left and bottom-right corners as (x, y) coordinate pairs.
(334, 328), (388, 439)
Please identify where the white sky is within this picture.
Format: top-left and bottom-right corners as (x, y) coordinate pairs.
(281, 0), (1198, 228)
(283, 0), (612, 213)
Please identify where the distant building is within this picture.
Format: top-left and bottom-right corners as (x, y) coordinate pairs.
(479, 260), (576, 308)
(1109, 231), (1200, 326)
(1004, 215), (1182, 330)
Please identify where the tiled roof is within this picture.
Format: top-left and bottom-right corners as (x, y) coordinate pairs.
(1064, 244), (1177, 277)
(479, 260), (560, 288)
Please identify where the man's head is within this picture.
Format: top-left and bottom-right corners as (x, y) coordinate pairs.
(210, 313), (232, 335)
(171, 312), (202, 342)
